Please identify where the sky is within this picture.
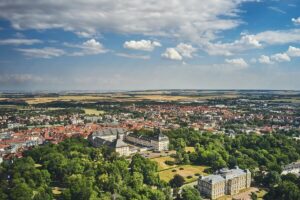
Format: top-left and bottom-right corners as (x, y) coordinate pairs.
(0, 0), (300, 91)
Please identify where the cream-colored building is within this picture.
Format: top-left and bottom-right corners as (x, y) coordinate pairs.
(88, 128), (130, 156)
(88, 128), (169, 156)
(125, 128), (169, 151)
(198, 167), (251, 199)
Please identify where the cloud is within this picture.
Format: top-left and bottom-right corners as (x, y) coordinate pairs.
(175, 43), (197, 58)
(253, 29), (300, 45)
(268, 6), (286, 14)
(0, 0), (256, 44)
(115, 53), (150, 60)
(271, 53), (291, 62)
(204, 29), (300, 56)
(255, 46), (299, 65)
(225, 58), (248, 68)
(161, 48), (183, 60)
(0, 38), (42, 45)
(287, 46), (300, 57)
(75, 31), (96, 38)
(123, 40), (161, 51)
(0, 74), (43, 84)
(161, 43), (197, 60)
(68, 39), (107, 56)
(17, 47), (65, 58)
(258, 55), (273, 64)
(205, 34), (262, 56)
(292, 17), (300, 25)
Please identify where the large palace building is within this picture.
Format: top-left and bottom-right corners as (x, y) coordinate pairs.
(197, 167), (251, 199)
(88, 128), (169, 156)
(125, 128), (169, 151)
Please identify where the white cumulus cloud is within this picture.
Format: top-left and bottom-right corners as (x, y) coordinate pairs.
(271, 53), (291, 62)
(123, 40), (161, 51)
(206, 34), (262, 56)
(287, 46), (300, 57)
(175, 43), (197, 58)
(292, 17), (300, 25)
(68, 39), (107, 56)
(258, 55), (273, 64)
(161, 48), (183, 61)
(225, 58), (248, 68)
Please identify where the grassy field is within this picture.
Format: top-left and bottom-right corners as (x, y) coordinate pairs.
(256, 188), (267, 200)
(151, 156), (177, 171)
(158, 164), (208, 183)
(83, 108), (105, 115)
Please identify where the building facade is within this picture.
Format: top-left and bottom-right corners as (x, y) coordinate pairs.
(88, 128), (169, 156)
(124, 128), (169, 151)
(88, 128), (130, 156)
(282, 161), (300, 177)
(198, 167), (251, 199)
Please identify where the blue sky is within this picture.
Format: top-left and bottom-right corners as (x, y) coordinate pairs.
(0, 0), (300, 91)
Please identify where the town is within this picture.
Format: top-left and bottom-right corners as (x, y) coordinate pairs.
(0, 91), (299, 199)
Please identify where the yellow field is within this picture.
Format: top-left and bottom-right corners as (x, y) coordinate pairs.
(151, 156), (177, 171)
(158, 165), (209, 183)
(17, 93), (241, 104)
(134, 95), (194, 101)
(83, 108), (105, 115)
(24, 95), (109, 104)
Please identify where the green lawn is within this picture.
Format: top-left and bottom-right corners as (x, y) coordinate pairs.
(158, 164), (209, 183)
(256, 188), (267, 200)
(151, 156), (177, 171)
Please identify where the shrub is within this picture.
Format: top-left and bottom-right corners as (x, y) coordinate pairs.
(172, 169), (177, 172)
(187, 175), (193, 179)
(194, 173), (200, 176)
(179, 167), (184, 170)
(165, 160), (175, 166)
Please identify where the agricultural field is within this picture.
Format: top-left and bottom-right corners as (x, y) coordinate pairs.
(83, 108), (105, 115)
(270, 97), (300, 103)
(23, 95), (108, 104)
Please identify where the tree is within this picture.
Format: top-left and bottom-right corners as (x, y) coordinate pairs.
(10, 183), (33, 200)
(263, 171), (281, 187)
(181, 186), (202, 200)
(264, 181), (300, 200)
(169, 174), (185, 188)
